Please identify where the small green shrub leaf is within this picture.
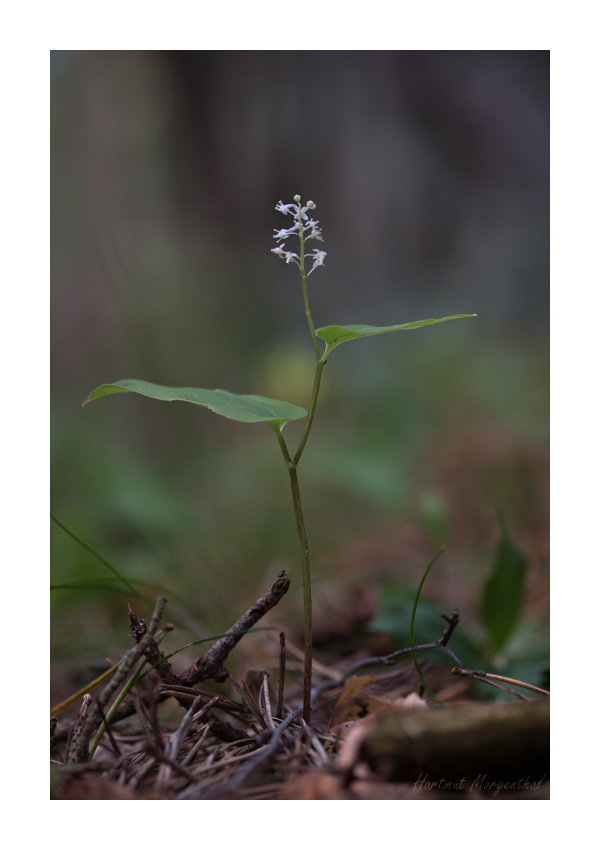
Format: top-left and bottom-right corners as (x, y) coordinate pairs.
(481, 527), (529, 653)
(316, 315), (476, 356)
(83, 379), (308, 427)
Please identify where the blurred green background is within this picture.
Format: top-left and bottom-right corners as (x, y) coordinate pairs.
(51, 51), (549, 705)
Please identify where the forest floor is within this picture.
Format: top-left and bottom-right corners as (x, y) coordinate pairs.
(50, 578), (549, 801)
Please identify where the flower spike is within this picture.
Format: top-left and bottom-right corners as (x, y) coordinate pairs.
(271, 196), (326, 276)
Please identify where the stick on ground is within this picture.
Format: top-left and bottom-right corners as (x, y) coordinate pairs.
(180, 572), (290, 686)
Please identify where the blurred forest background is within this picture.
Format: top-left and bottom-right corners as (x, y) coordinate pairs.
(51, 50), (549, 707)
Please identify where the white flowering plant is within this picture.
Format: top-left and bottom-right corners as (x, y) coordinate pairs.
(84, 194), (475, 723)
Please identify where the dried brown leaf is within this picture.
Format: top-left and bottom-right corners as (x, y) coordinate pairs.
(327, 675), (388, 732)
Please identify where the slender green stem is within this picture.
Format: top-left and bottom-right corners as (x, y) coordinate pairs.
(272, 425), (313, 723)
(269, 201), (328, 723)
(301, 271), (322, 361)
(273, 424), (293, 466)
(288, 464), (313, 724)
(293, 358), (325, 465)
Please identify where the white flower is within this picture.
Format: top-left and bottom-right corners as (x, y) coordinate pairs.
(308, 250), (327, 271)
(275, 199), (308, 220)
(273, 221), (300, 242)
(275, 201), (298, 216)
(304, 219), (323, 241)
(271, 245), (299, 265)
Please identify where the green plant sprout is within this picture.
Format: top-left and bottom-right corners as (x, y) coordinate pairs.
(83, 195), (475, 723)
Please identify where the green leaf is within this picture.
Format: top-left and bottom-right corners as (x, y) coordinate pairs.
(481, 526), (529, 653)
(316, 315), (476, 356)
(83, 379), (307, 427)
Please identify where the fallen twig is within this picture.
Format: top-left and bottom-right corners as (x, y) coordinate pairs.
(346, 609), (462, 680)
(72, 596), (167, 763)
(50, 625), (172, 717)
(180, 572), (291, 686)
(451, 667), (549, 699)
(65, 694), (93, 764)
(129, 605), (179, 685)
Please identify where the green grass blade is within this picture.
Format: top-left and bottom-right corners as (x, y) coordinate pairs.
(51, 576), (171, 595)
(410, 547), (445, 700)
(51, 578), (134, 595)
(87, 657), (149, 759)
(50, 515), (141, 598)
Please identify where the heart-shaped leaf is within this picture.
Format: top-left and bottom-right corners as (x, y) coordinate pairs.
(83, 379), (307, 427)
(316, 314), (476, 356)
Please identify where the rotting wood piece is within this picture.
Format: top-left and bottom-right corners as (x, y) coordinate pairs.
(356, 699), (550, 785)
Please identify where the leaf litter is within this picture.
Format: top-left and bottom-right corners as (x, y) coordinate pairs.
(51, 578), (549, 800)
